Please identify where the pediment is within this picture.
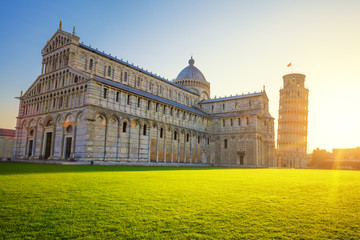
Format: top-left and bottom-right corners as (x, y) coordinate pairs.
(22, 76), (42, 99)
(41, 30), (73, 55)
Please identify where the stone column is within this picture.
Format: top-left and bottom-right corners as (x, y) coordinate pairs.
(189, 134), (192, 163)
(183, 133), (186, 163)
(196, 135), (199, 163)
(60, 127), (65, 159)
(254, 137), (259, 166)
(228, 137), (230, 165)
(32, 126), (38, 159)
(236, 141), (239, 165)
(39, 128), (45, 159)
(116, 120), (120, 161)
(148, 124), (151, 162)
(50, 125), (56, 158)
(170, 131), (173, 163)
(138, 123), (141, 161)
(72, 124), (77, 159)
(127, 122), (131, 161)
(163, 130), (166, 163)
(23, 129), (28, 159)
(156, 126), (159, 162)
(103, 119), (108, 161)
(177, 133), (180, 163)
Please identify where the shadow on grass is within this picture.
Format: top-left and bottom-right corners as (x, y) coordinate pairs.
(0, 161), (234, 175)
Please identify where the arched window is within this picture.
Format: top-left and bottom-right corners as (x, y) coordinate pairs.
(122, 122), (127, 132)
(143, 124), (147, 136)
(89, 59), (93, 70)
(160, 128), (164, 138)
(66, 125), (73, 133)
(198, 136), (200, 144)
(46, 119), (53, 127)
(186, 133), (189, 142)
(103, 88), (108, 99)
(174, 131), (177, 140)
(224, 139), (228, 149)
(137, 77), (140, 87)
(230, 119), (233, 126)
(124, 72), (128, 82)
(107, 66), (111, 77)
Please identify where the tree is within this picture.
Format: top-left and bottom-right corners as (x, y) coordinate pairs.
(310, 148), (332, 169)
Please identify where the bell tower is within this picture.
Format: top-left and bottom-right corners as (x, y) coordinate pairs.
(277, 73), (309, 168)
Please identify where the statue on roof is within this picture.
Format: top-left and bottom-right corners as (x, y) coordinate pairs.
(59, 20), (62, 30)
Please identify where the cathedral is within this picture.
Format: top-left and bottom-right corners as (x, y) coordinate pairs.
(13, 25), (275, 167)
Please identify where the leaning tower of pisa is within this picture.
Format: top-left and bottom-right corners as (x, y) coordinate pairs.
(277, 73), (309, 168)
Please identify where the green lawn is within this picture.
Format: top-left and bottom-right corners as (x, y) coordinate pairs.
(0, 162), (359, 239)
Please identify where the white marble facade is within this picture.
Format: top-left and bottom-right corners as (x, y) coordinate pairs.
(14, 26), (275, 167)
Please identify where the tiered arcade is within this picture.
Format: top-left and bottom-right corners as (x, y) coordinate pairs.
(277, 73), (309, 168)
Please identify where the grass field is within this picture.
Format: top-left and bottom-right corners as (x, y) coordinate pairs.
(0, 162), (359, 239)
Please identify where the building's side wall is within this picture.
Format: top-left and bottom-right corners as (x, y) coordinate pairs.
(0, 136), (14, 159)
(203, 94), (275, 167)
(74, 46), (199, 108)
(15, 75), (212, 164)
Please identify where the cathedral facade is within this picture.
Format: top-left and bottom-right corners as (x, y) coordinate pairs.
(13, 26), (275, 167)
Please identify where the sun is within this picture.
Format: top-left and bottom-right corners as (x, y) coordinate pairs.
(337, 120), (351, 134)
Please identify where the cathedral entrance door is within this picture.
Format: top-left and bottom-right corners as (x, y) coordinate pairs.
(27, 140), (33, 158)
(65, 137), (72, 159)
(237, 151), (245, 165)
(240, 155), (244, 165)
(44, 132), (52, 159)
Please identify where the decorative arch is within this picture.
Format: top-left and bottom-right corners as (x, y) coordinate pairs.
(44, 116), (54, 127)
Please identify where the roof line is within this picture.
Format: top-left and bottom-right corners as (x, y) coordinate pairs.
(79, 43), (199, 96)
(82, 73), (209, 117)
(200, 92), (264, 103)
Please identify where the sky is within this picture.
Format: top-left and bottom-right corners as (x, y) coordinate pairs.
(0, 0), (359, 153)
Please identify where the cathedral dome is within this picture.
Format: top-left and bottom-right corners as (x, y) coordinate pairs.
(176, 57), (206, 82)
